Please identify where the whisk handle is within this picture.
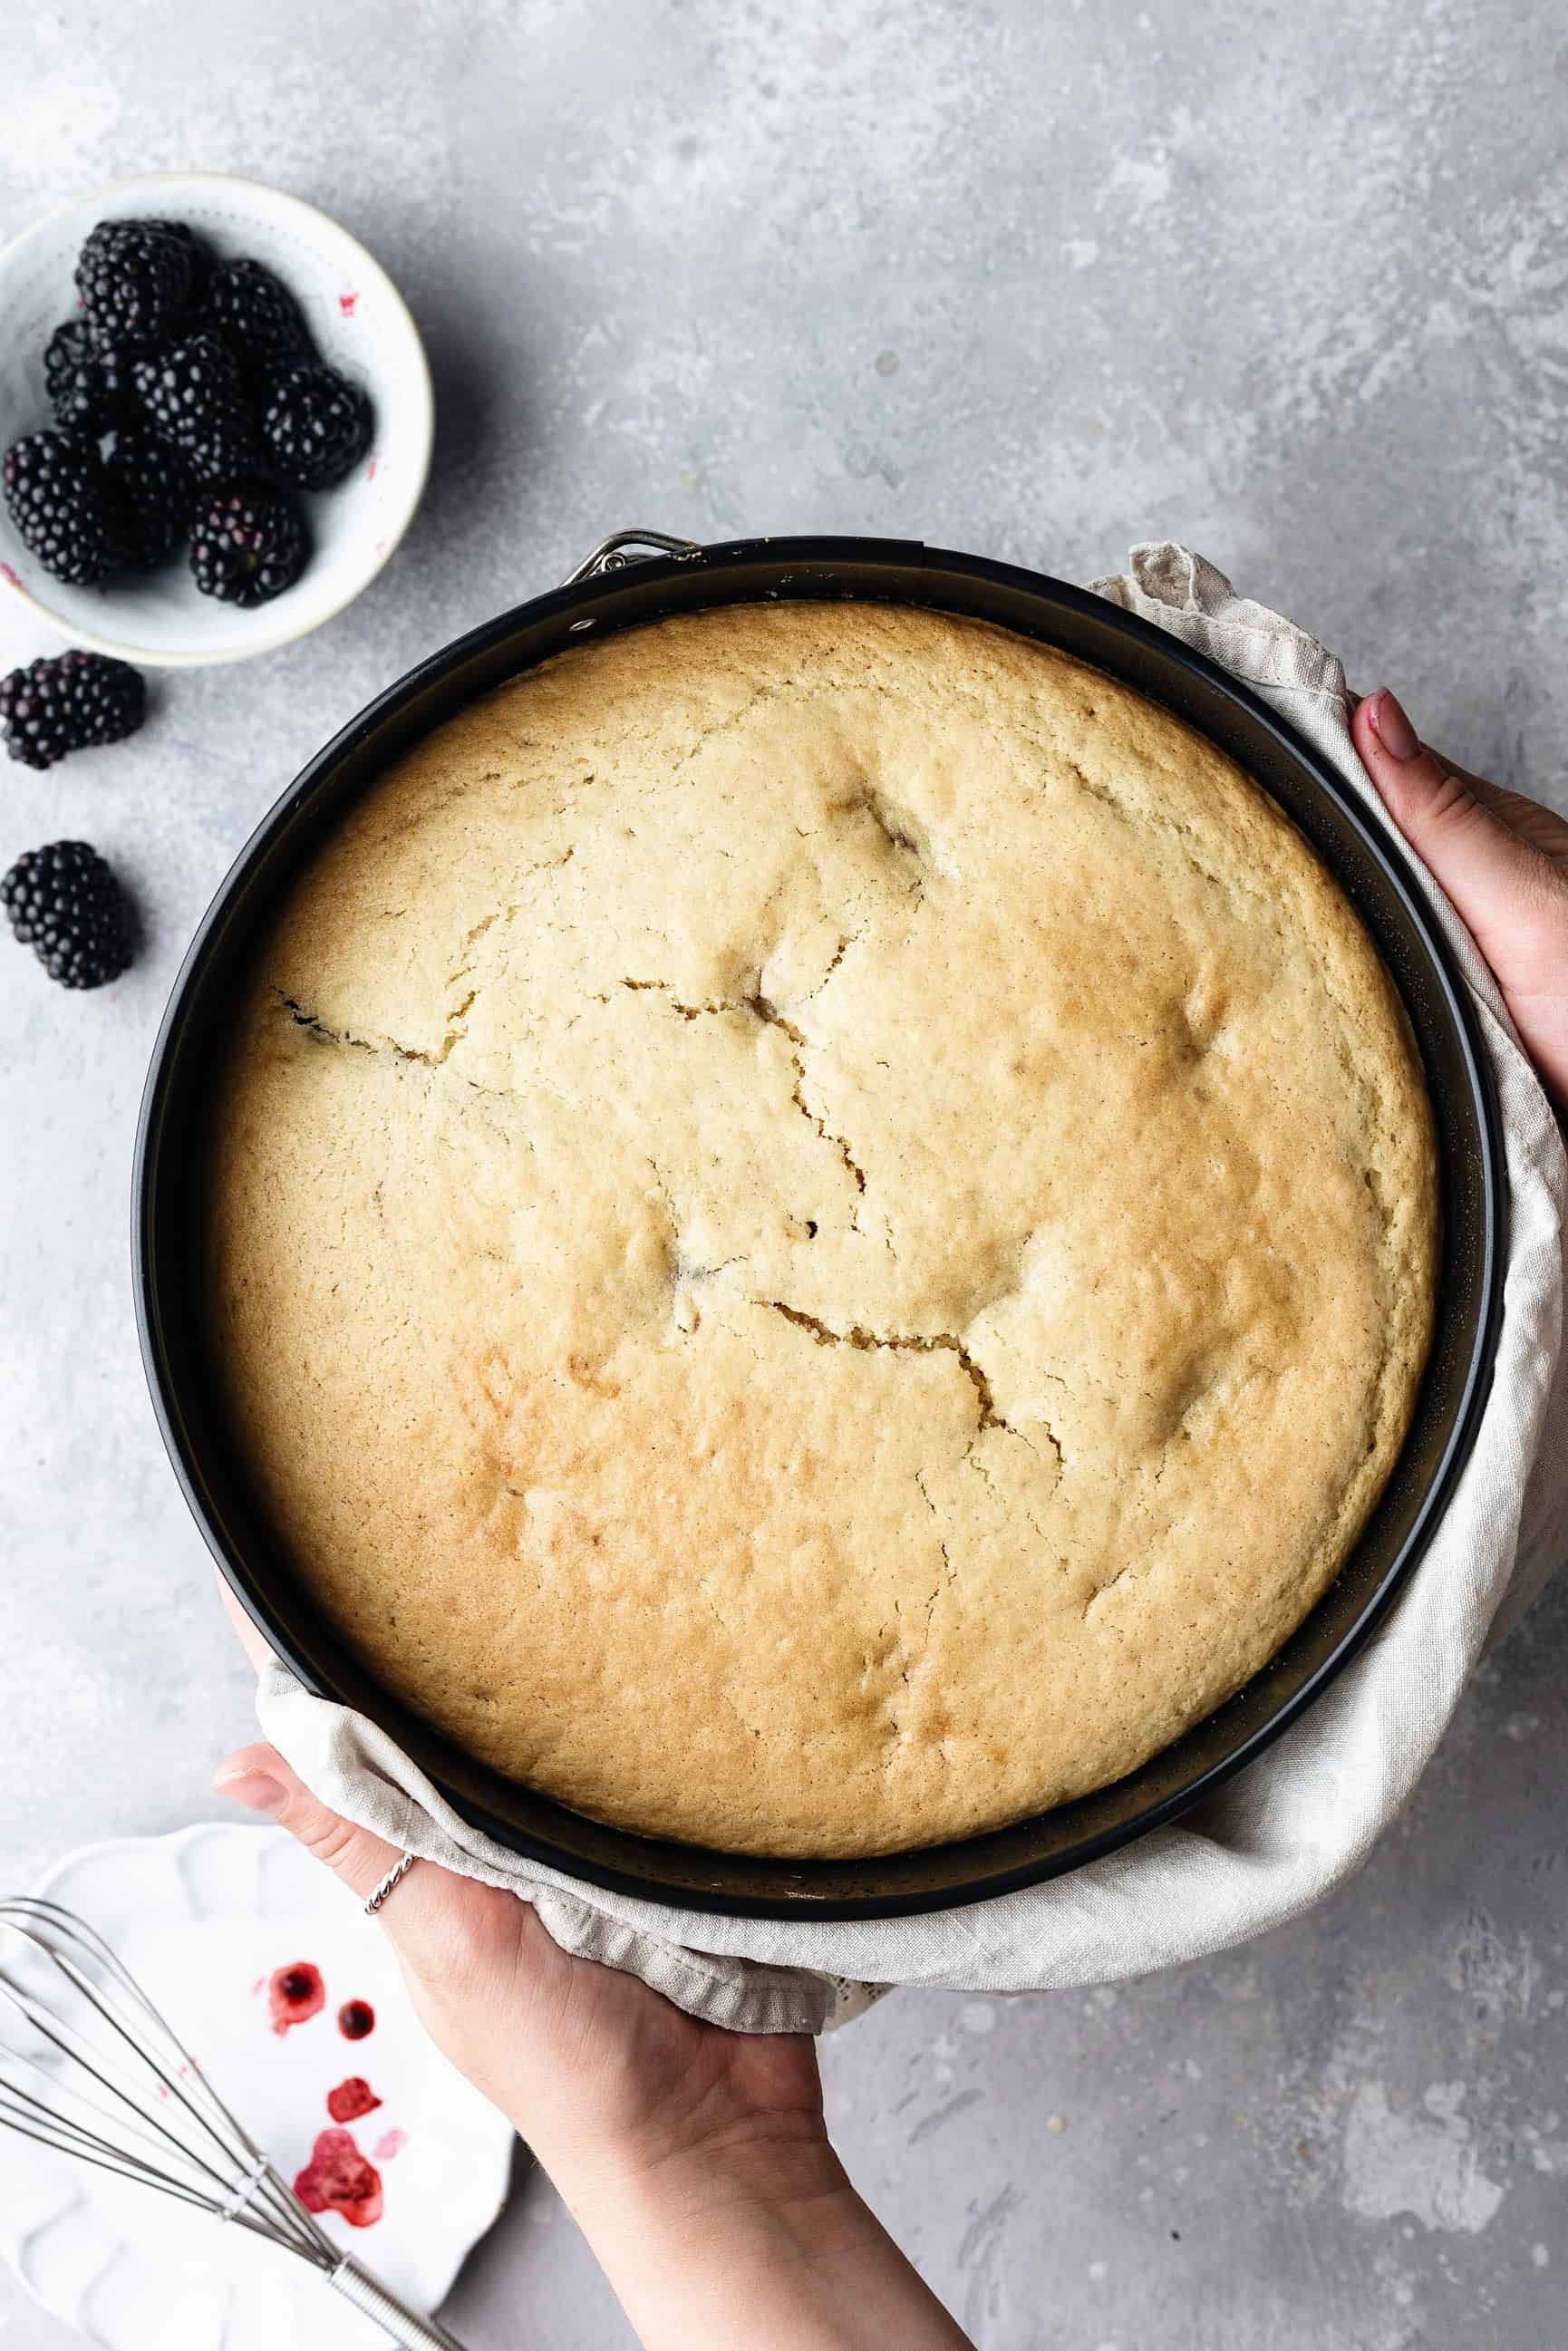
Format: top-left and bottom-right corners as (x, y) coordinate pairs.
(331, 2256), (469, 2347)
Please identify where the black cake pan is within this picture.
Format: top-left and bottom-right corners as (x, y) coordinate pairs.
(134, 533), (1508, 1921)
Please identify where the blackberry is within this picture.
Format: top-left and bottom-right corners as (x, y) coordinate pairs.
(0, 652), (147, 770)
(75, 218), (204, 350)
(1, 431), (130, 585)
(203, 256), (312, 371)
(260, 361), (373, 490)
(188, 481), (308, 606)
(43, 319), (142, 434)
(132, 333), (257, 482)
(106, 427), (193, 569)
(1, 840), (133, 988)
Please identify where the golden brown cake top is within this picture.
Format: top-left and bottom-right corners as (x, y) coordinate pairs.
(209, 601), (1437, 1857)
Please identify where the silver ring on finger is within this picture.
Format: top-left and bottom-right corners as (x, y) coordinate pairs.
(364, 1851), (418, 1917)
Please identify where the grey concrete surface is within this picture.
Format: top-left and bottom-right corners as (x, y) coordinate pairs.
(1, 2), (1564, 2344)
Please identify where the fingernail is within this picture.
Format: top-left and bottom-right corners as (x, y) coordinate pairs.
(212, 1766), (287, 1814)
(1369, 691), (1421, 761)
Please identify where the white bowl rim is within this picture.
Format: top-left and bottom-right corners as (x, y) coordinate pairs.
(0, 169), (434, 668)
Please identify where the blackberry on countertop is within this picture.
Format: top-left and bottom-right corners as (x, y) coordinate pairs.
(107, 427), (193, 569)
(132, 333), (257, 482)
(75, 218), (205, 350)
(188, 481), (307, 606)
(203, 256), (312, 371)
(43, 320), (142, 435)
(0, 652), (147, 771)
(259, 361), (373, 490)
(1, 431), (130, 585)
(2, 840), (133, 988)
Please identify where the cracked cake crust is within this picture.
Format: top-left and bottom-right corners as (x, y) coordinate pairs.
(208, 601), (1437, 1858)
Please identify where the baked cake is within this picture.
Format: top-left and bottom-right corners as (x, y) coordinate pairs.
(208, 602), (1437, 1857)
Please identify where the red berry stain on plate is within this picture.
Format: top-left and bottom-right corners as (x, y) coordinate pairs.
(373, 2127), (408, 2162)
(339, 291), (359, 317)
(0, 563), (19, 587)
(327, 2075), (382, 2124)
(293, 2126), (383, 2228)
(268, 1960), (324, 2036)
(337, 1998), (375, 2040)
(366, 455), (378, 481)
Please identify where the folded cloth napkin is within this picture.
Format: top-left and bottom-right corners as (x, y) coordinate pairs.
(258, 543), (1568, 2035)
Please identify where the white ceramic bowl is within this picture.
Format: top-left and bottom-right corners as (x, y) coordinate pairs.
(0, 172), (433, 667)
(0, 1825), (516, 2351)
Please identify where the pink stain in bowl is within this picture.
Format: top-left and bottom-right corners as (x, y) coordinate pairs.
(327, 2075), (381, 2124)
(339, 291), (359, 317)
(0, 563), (19, 588)
(294, 2127), (383, 2227)
(373, 2127), (408, 2162)
(268, 1961), (324, 2036)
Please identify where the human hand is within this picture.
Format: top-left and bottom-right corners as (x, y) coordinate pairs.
(1352, 691), (1568, 1113)
(213, 1737), (827, 2187)
(212, 1592), (970, 2349)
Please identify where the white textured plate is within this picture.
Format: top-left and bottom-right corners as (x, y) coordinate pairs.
(0, 172), (433, 665)
(0, 1825), (515, 2350)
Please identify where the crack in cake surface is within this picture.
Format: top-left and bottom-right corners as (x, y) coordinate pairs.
(751, 1296), (1056, 1459)
(619, 973), (870, 1205)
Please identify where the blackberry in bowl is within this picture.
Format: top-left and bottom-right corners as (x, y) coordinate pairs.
(260, 361), (374, 491)
(107, 428), (195, 572)
(76, 218), (204, 351)
(188, 483), (309, 608)
(44, 321), (143, 435)
(201, 257), (311, 371)
(1, 430), (131, 585)
(131, 333), (260, 484)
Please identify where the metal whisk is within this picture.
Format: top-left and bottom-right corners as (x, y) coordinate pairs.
(0, 1897), (466, 2348)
